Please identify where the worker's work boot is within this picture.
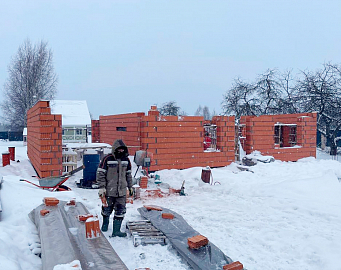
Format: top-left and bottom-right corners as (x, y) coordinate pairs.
(101, 216), (109, 232)
(112, 217), (127, 237)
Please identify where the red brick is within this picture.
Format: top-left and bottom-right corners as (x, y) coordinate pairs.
(162, 213), (174, 219)
(40, 209), (50, 216)
(44, 197), (59, 206)
(85, 218), (100, 239)
(188, 235), (209, 249)
(143, 205), (163, 211)
(77, 214), (94, 222)
(223, 261), (244, 270)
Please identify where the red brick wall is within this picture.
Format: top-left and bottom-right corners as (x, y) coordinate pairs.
(240, 113), (317, 161)
(91, 120), (100, 143)
(141, 111), (235, 171)
(98, 113), (144, 155)
(27, 101), (63, 178)
(95, 107), (236, 171)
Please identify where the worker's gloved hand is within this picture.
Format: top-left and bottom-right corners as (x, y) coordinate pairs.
(128, 187), (134, 197)
(98, 188), (106, 197)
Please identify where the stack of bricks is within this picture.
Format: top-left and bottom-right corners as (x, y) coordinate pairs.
(240, 113), (317, 162)
(27, 101), (63, 178)
(140, 107), (235, 171)
(139, 176), (148, 189)
(91, 119), (100, 143)
(98, 112), (144, 156)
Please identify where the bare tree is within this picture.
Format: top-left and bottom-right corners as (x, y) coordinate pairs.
(256, 69), (282, 115)
(195, 105), (211, 120)
(223, 70), (300, 118)
(222, 78), (260, 118)
(195, 105), (203, 116)
(1, 39), (57, 130)
(277, 70), (300, 114)
(202, 106), (211, 120)
(297, 63), (341, 150)
(159, 101), (181, 116)
(223, 63), (341, 151)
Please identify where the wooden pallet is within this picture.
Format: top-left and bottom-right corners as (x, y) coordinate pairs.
(126, 220), (167, 247)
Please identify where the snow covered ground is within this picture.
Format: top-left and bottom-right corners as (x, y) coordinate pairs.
(1, 141), (341, 270)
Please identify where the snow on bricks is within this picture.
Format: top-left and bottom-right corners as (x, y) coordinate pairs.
(187, 234), (209, 249)
(43, 197), (59, 206)
(77, 214), (94, 222)
(85, 217), (101, 239)
(223, 261), (244, 270)
(143, 205), (163, 211)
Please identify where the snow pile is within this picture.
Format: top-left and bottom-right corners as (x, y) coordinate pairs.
(1, 141), (341, 270)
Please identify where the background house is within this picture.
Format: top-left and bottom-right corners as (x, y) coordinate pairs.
(50, 100), (92, 143)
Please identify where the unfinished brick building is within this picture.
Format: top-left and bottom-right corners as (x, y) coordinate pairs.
(27, 103), (317, 177)
(92, 106), (236, 171)
(92, 106), (317, 171)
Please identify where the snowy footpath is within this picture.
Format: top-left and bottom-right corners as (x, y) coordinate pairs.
(0, 141), (341, 270)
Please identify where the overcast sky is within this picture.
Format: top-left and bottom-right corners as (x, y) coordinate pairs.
(1, 0), (341, 119)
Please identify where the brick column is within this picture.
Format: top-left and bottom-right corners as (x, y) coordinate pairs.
(27, 101), (63, 178)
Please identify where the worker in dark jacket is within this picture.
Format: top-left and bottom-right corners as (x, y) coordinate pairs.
(97, 139), (133, 237)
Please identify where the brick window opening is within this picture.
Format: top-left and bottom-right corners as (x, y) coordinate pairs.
(203, 124), (217, 151)
(116, 127), (127, 131)
(274, 124), (297, 147)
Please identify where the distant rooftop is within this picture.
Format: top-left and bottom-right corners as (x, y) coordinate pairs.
(50, 100), (91, 126)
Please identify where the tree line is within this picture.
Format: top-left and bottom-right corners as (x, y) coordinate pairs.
(222, 63), (341, 150)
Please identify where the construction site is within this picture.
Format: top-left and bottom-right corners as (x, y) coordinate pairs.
(0, 100), (329, 270)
